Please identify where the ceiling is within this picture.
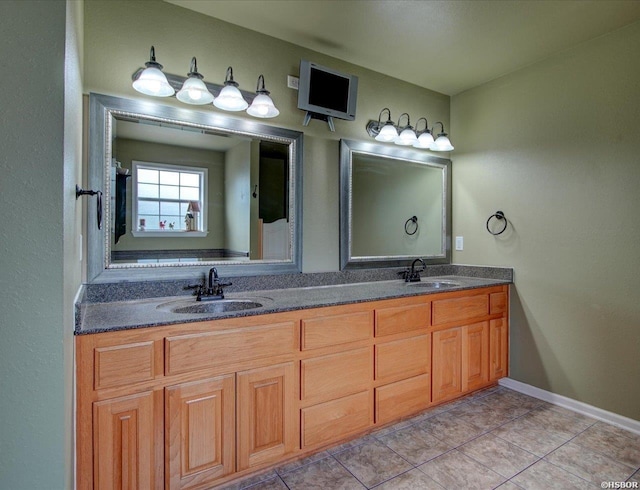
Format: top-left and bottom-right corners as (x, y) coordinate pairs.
(165, 0), (640, 95)
(116, 119), (246, 151)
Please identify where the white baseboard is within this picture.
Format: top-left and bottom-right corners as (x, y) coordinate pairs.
(499, 378), (640, 435)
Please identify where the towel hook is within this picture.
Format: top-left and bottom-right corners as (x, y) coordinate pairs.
(76, 185), (103, 230)
(486, 210), (508, 236)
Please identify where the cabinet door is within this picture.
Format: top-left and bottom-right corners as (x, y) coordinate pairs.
(165, 375), (235, 489)
(490, 317), (509, 381)
(463, 321), (489, 392)
(431, 327), (462, 403)
(93, 391), (156, 490)
(237, 362), (296, 471)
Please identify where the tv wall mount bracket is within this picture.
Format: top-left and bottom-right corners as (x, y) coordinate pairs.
(302, 111), (336, 132)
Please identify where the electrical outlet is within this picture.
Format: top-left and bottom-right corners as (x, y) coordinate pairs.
(287, 75), (299, 90)
(455, 236), (464, 251)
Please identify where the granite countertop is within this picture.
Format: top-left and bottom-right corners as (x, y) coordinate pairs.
(75, 275), (510, 335)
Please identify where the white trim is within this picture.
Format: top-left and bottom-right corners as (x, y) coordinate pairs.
(499, 377), (640, 435)
(131, 230), (208, 238)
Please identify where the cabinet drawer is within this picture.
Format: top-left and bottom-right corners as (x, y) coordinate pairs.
(375, 303), (430, 337)
(301, 311), (372, 350)
(375, 335), (430, 383)
(301, 347), (371, 404)
(490, 292), (507, 315)
(432, 295), (489, 326)
(375, 374), (430, 425)
(94, 341), (155, 390)
(302, 391), (371, 448)
(165, 322), (296, 376)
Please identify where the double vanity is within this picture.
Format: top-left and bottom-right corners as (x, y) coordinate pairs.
(77, 93), (509, 488)
(75, 272), (510, 489)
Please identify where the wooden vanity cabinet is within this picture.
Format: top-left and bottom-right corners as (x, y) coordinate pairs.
(76, 284), (508, 489)
(431, 286), (508, 404)
(165, 375), (235, 489)
(237, 362), (296, 470)
(92, 390), (159, 490)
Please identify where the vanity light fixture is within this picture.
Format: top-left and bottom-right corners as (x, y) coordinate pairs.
(213, 66), (249, 111)
(246, 75), (279, 118)
(395, 113), (418, 146)
(176, 57), (214, 105)
(132, 46), (175, 97)
(131, 48), (281, 118)
(365, 109), (453, 151)
(413, 117), (435, 149)
(430, 122), (455, 151)
(368, 108), (398, 142)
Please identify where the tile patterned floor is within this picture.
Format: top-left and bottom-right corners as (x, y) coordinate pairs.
(220, 387), (640, 489)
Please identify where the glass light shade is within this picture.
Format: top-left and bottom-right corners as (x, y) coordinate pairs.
(176, 77), (214, 105)
(375, 123), (398, 142)
(395, 127), (418, 146)
(430, 135), (454, 151)
(132, 67), (175, 97)
(413, 131), (435, 149)
(213, 85), (248, 111)
(247, 93), (279, 118)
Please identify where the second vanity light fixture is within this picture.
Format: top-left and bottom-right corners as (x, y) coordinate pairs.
(366, 108), (454, 151)
(132, 46), (280, 118)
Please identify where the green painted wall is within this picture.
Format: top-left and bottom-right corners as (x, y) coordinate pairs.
(82, 0), (450, 272)
(451, 21), (640, 419)
(0, 0), (82, 488)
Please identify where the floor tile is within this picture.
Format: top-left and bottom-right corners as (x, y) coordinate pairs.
(372, 418), (414, 439)
(418, 449), (506, 489)
(448, 400), (513, 431)
(222, 470), (279, 489)
(280, 457), (365, 490)
(372, 468), (444, 490)
(458, 433), (539, 479)
(510, 460), (591, 489)
(275, 450), (331, 476)
(590, 421), (640, 445)
(466, 385), (503, 401)
(572, 422), (640, 469)
(328, 434), (378, 455)
(488, 389), (546, 411)
(475, 393), (537, 419)
(242, 476), (288, 490)
(496, 482), (524, 490)
(377, 424), (454, 465)
(520, 405), (595, 439)
(545, 441), (636, 485)
(333, 439), (413, 487)
(417, 411), (485, 446)
(492, 416), (572, 457)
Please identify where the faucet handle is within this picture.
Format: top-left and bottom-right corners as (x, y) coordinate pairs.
(185, 284), (204, 296)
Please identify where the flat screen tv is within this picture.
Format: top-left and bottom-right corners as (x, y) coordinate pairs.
(297, 60), (358, 126)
